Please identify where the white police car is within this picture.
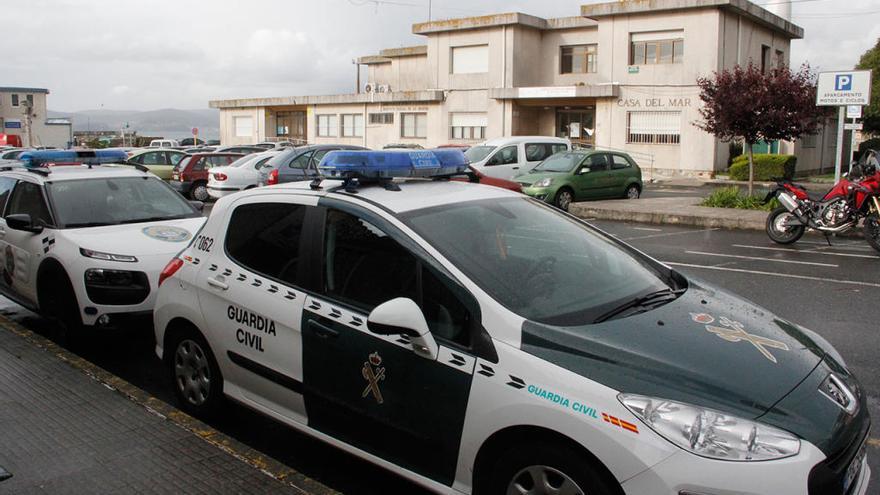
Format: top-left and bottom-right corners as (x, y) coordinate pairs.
(0, 150), (205, 337)
(154, 150), (870, 495)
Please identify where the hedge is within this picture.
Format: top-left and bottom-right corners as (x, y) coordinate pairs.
(728, 153), (796, 181)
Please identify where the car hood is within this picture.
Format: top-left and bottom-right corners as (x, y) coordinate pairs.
(61, 217), (206, 256)
(521, 280), (826, 421)
(513, 170), (565, 186)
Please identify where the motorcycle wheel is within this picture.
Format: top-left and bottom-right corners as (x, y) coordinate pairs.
(864, 213), (880, 253)
(766, 206), (805, 244)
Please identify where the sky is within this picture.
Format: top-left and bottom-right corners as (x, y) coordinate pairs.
(1, 0), (878, 112)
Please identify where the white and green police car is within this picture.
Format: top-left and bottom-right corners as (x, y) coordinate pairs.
(153, 150), (870, 495)
(0, 150), (205, 337)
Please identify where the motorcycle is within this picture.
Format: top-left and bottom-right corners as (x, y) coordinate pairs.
(764, 151), (880, 253)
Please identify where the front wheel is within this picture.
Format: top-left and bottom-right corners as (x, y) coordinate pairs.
(190, 181), (209, 202)
(624, 184), (640, 199)
(554, 188), (574, 211)
(483, 441), (618, 495)
(169, 329), (224, 417)
(864, 213), (880, 253)
(766, 206), (805, 244)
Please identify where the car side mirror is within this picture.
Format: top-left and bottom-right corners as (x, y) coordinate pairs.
(5, 214), (43, 234)
(368, 297), (438, 360)
(189, 200), (205, 212)
(579, 167), (591, 175)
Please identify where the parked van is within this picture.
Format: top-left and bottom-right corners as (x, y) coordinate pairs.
(465, 136), (570, 180)
(148, 139), (180, 148)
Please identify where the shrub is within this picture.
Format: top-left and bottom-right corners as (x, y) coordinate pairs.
(701, 186), (779, 211)
(728, 153), (796, 181)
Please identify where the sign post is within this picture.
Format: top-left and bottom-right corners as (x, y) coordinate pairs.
(816, 70), (872, 182)
(192, 127), (199, 145)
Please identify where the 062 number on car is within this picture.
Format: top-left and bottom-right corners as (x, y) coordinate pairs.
(195, 235), (214, 253)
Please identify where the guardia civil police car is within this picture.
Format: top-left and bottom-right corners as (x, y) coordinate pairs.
(154, 150), (870, 495)
(0, 150), (205, 337)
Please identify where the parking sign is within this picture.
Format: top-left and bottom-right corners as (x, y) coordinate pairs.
(817, 70), (872, 106)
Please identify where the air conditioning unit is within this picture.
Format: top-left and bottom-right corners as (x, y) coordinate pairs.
(364, 83), (375, 93)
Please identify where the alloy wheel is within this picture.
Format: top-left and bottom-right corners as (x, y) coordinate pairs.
(192, 184), (209, 202)
(507, 465), (585, 495)
(556, 191), (573, 211)
(174, 339), (212, 406)
(626, 185), (640, 199)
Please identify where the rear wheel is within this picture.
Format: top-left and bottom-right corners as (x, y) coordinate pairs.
(864, 213), (880, 253)
(766, 206), (805, 244)
(190, 181), (209, 202)
(168, 328), (224, 417)
(624, 184), (640, 199)
(554, 188), (574, 211)
(484, 441), (617, 495)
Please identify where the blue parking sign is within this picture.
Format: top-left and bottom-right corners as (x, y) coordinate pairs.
(835, 74), (852, 91)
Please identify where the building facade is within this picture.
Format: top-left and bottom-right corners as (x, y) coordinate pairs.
(211, 0), (830, 177)
(0, 87), (72, 149)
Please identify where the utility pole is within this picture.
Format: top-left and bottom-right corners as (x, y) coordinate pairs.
(353, 59), (361, 94)
(428, 0), (431, 21)
(21, 100), (34, 148)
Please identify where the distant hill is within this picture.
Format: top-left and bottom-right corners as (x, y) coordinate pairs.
(47, 108), (220, 139)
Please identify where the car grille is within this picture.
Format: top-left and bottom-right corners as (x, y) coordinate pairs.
(84, 270), (151, 305)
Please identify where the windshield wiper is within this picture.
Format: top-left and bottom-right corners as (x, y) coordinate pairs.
(64, 221), (119, 228)
(118, 215), (187, 225)
(593, 288), (686, 324)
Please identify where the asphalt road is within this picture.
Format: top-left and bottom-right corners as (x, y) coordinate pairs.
(1, 219), (877, 493)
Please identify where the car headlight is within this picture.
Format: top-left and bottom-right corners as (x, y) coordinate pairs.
(619, 394), (800, 461)
(534, 177), (553, 188)
(80, 248), (138, 263)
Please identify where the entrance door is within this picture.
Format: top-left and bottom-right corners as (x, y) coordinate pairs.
(556, 107), (596, 147)
(302, 203), (477, 486)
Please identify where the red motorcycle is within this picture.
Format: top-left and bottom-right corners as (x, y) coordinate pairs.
(764, 151), (880, 253)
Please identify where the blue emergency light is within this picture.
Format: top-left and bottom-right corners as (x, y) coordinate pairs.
(317, 149), (468, 181)
(18, 149), (130, 168)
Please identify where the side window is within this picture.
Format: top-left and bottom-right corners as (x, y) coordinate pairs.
(524, 143), (549, 162)
(141, 152), (164, 165)
(612, 155), (632, 170)
(6, 181), (52, 227)
(309, 149), (332, 169)
(0, 177), (17, 215)
(169, 152), (185, 166)
(192, 158), (207, 171)
(289, 151), (313, 169)
(225, 202), (308, 286)
(323, 208), (472, 346)
(129, 154), (144, 164)
(254, 157), (272, 170)
(487, 146), (518, 166)
(586, 154), (609, 171)
(551, 144), (568, 155)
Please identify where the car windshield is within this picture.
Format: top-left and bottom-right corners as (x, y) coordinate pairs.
(401, 197), (673, 326)
(533, 153), (584, 173)
(47, 176), (199, 228)
(464, 146), (495, 163)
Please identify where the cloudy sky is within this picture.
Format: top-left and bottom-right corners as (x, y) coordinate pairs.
(2, 0), (878, 112)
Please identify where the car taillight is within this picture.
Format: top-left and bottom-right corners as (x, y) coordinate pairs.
(158, 258), (184, 287)
(213, 173), (227, 181)
(267, 169), (279, 185)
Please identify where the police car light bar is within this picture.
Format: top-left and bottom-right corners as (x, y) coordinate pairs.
(18, 149), (130, 168)
(317, 149), (469, 183)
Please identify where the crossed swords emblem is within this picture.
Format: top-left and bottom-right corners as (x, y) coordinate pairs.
(362, 352), (386, 404)
(691, 313), (790, 364)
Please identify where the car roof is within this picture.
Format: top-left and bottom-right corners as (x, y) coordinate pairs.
(130, 148), (187, 156)
(272, 179), (519, 214)
(479, 136), (570, 146)
(0, 164), (156, 182)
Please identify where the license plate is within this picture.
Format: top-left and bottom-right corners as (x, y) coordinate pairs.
(843, 442), (867, 492)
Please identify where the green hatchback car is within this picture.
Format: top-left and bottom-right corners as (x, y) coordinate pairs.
(516, 150), (642, 210)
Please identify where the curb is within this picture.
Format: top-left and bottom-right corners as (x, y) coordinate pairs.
(0, 314), (338, 495)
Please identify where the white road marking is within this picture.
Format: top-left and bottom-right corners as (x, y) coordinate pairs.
(625, 227), (721, 241)
(631, 227), (663, 232)
(732, 244), (879, 259)
(664, 262), (880, 288)
(685, 250), (838, 267)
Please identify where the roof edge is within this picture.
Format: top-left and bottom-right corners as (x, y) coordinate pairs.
(413, 12), (548, 35)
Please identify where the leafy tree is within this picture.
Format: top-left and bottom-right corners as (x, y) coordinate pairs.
(855, 38), (880, 134)
(696, 63), (825, 194)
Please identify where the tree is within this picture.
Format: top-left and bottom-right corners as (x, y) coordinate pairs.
(855, 38), (880, 134)
(696, 63), (825, 195)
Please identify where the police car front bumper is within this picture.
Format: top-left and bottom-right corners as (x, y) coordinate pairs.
(621, 440), (871, 495)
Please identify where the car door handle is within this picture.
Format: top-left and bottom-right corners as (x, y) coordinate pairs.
(512, 166), (519, 170)
(206, 277), (228, 290)
(308, 319), (340, 339)
(0, 227), (5, 237)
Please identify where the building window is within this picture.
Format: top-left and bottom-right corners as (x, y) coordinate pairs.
(450, 113), (487, 140)
(341, 114), (364, 137)
(11, 94), (19, 107)
(561, 45), (598, 74)
(801, 134), (817, 149)
(761, 45), (771, 74)
(369, 113), (394, 124)
(26, 95), (33, 106)
(317, 114), (338, 137)
(234, 116), (253, 138)
(401, 113), (427, 138)
(775, 49), (785, 69)
(451, 45), (489, 74)
(630, 31), (684, 65)
(626, 111), (681, 144)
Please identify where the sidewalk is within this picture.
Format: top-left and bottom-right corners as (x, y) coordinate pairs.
(0, 317), (332, 494)
(570, 196), (768, 230)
